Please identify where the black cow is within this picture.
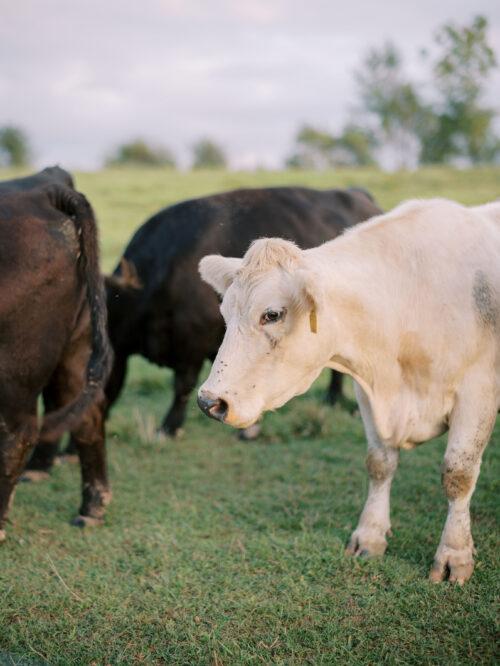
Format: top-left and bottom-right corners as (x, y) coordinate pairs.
(103, 186), (381, 438)
(0, 175), (111, 539)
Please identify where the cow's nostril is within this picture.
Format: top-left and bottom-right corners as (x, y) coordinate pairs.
(209, 398), (228, 422)
(197, 394), (228, 422)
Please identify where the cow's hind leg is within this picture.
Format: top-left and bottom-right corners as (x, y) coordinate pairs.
(346, 383), (399, 557)
(72, 394), (111, 527)
(59, 354), (129, 464)
(160, 362), (203, 437)
(34, 317), (111, 527)
(23, 384), (66, 481)
(0, 413), (37, 541)
(430, 386), (496, 585)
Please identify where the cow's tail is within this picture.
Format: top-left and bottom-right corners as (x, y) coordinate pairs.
(40, 185), (112, 438)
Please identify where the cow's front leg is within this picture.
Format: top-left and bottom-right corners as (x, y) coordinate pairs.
(160, 361), (203, 437)
(430, 393), (496, 585)
(346, 384), (399, 557)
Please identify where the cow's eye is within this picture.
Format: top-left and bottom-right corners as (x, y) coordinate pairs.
(260, 308), (286, 325)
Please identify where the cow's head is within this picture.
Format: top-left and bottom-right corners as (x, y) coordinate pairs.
(197, 238), (329, 428)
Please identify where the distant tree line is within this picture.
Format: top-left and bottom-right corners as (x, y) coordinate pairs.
(0, 16), (497, 171)
(105, 137), (227, 169)
(0, 130), (229, 171)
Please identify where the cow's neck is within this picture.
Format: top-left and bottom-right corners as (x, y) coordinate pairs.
(311, 244), (400, 442)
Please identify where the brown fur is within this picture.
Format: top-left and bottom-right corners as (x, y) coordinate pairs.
(105, 258), (142, 291)
(397, 332), (432, 388)
(366, 450), (394, 481)
(442, 467), (474, 499)
(0, 180), (111, 536)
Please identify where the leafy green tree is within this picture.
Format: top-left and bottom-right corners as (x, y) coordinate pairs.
(286, 124), (377, 169)
(434, 15), (496, 106)
(420, 15), (499, 164)
(192, 139), (227, 169)
(355, 43), (429, 168)
(106, 139), (176, 167)
(331, 125), (377, 167)
(285, 125), (336, 169)
(0, 125), (31, 167)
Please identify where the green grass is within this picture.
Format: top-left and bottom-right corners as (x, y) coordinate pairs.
(0, 167), (499, 665)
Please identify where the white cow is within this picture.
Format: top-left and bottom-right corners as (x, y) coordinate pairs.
(198, 198), (500, 583)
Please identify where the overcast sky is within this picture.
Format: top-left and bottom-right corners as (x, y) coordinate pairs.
(1, 0), (499, 169)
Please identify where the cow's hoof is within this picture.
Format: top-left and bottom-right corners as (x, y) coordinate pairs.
(345, 528), (389, 558)
(0, 529), (6, 543)
(238, 423), (262, 441)
(155, 429), (168, 442)
(429, 548), (474, 585)
(71, 515), (104, 528)
(20, 470), (50, 483)
(157, 427), (184, 440)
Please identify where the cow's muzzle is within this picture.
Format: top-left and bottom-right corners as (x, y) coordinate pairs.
(197, 391), (228, 423)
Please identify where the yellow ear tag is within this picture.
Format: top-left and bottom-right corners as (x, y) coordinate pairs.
(309, 309), (317, 334)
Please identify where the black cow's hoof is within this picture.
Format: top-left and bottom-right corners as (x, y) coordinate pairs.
(155, 429), (168, 443)
(71, 515), (104, 528)
(158, 427), (184, 440)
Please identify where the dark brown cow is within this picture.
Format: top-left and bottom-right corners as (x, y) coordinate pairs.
(0, 182), (111, 540)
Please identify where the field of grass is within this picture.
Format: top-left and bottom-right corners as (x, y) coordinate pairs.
(0, 166), (499, 665)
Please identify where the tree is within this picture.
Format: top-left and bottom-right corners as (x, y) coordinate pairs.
(434, 15), (496, 107)
(191, 139), (227, 169)
(296, 125), (336, 168)
(0, 126), (30, 167)
(355, 43), (429, 168)
(286, 125), (336, 170)
(106, 139), (176, 167)
(286, 123), (376, 169)
(420, 15), (499, 164)
(331, 125), (377, 167)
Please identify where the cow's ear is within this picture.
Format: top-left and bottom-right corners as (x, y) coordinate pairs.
(104, 259), (142, 292)
(294, 268), (324, 333)
(199, 255), (242, 296)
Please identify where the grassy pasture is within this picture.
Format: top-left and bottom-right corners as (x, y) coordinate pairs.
(0, 166), (499, 665)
